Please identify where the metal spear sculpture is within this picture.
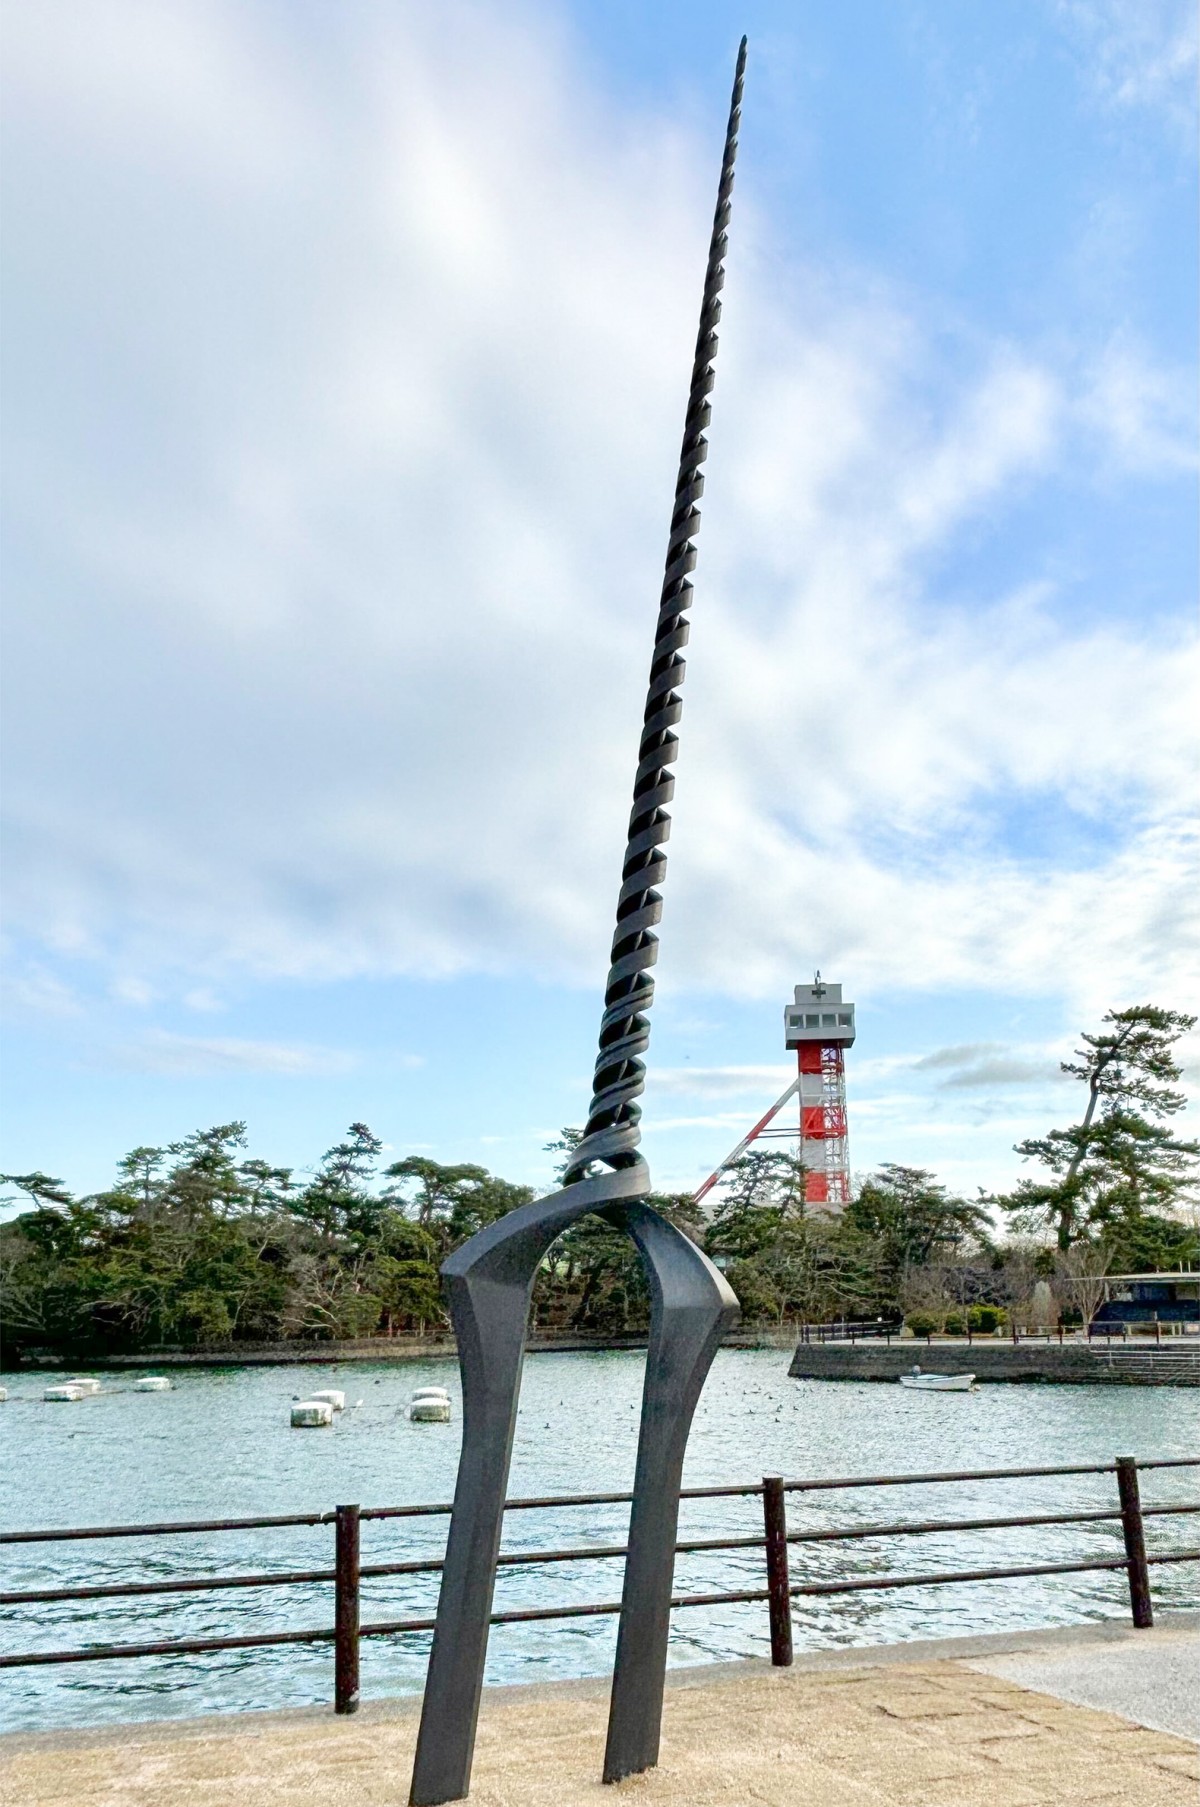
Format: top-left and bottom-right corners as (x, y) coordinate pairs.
(408, 39), (747, 1806)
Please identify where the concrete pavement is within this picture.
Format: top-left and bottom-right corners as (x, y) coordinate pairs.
(4, 1618), (1197, 1807)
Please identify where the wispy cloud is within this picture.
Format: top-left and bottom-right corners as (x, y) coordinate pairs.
(939, 1056), (1066, 1089)
(1, 968), (82, 1018)
(1078, 331), (1198, 475)
(650, 1065), (793, 1099)
(106, 1032), (361, 1077)
(911, 1043), (1067, 1088)
(1058, 0), (1199, 140)
(912, 1043), (1007, 1071)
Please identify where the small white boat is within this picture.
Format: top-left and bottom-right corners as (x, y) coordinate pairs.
(899, 1367), (975, 1392)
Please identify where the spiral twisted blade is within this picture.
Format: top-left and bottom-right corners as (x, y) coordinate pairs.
(566, 38), (746, 1186)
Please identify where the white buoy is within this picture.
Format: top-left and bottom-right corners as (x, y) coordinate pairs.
(134, 1376), (172, 1392)
(64, 1377), (102, 1394)
(44, 1383), (88, 1402)
(291, 1400), (335, 1428)
(409, 1389), (451, 1422)
(309, 1388), (345, 1412)
(0, 1386), (8, 1402)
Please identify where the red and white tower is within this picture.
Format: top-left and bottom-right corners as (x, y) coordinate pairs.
(694, 973), (856, 1209)
(785, 977), (854, 1206)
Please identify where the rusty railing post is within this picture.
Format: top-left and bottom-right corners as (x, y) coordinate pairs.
(762, 1475), (793, 1666)
(1115, 1457), (1153, 1629)
(335, 1503), (361, 1712)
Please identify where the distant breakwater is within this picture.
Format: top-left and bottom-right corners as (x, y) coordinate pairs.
(788, 1341), (1200, 1387)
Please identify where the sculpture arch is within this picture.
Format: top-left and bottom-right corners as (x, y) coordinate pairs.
(408, 1171), (737, 1804)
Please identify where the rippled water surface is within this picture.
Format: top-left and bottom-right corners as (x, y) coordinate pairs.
(2, 1350), (1197, 1731)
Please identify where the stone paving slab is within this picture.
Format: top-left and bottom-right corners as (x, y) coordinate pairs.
(967, 1619), (1199, 1741)
(5, 1639), (1198, 1807)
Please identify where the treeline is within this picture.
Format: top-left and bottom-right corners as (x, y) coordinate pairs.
(1, 1005), (1196, 1359)
(0, 1131), (998, 1355)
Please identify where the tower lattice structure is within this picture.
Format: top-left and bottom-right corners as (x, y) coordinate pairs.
(695, 973), (855, 1209)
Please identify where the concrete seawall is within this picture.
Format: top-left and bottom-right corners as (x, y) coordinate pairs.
(788, 1340), (1200, 1385)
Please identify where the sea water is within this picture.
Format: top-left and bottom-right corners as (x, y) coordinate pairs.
(2, 1348), (1196, 1731)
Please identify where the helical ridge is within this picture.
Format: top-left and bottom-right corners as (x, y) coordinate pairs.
(565, 38), (746, 1186)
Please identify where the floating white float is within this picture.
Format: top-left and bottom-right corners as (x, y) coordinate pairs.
(409, 1387), (451, 1423)
(0, 1386), (8, 1402)
(64, 1377), (102, 1394)
(134, 1376), (172, 1392)
(44, 1383), (88, 1402)
(291, 1400), (335, 1428)
(309, 1389), (345, 1412)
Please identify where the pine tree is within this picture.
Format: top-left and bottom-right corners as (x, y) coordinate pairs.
(998, 1006), (1199, 1252)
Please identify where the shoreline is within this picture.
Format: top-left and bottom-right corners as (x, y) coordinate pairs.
(2, 1325), (799, 1372)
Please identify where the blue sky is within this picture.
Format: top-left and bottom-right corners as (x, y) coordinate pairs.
(2, 0), (1196, 1209)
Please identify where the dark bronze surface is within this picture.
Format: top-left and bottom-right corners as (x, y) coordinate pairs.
(406, 38), (748, 1806)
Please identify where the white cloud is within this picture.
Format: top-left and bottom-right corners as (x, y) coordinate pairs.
(183, 988), (225, 1013)
(110, 977), (155, 1008)
(1078, 331), (1198, 474)
(1058, 0), (1199, 139)
(0, 968), (82, 1018)
(1, 0), (1196, 1034)
(105, 1032), (360, 1076)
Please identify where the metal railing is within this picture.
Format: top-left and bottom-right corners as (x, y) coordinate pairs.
(2, 1456), (1196, 1716)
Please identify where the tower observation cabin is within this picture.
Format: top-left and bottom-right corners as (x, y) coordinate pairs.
(694, 973), (856, 1210)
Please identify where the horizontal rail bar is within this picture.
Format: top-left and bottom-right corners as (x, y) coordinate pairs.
(361, 1500), (1200, 1581)
(783, 1462), (1118, 1494)
(361, 1481), (768, 1520)
(5, 1459), (1196, 1547)
(0, 1567), (340, 1606)
(5, 1502), (1198, 1606)
(786, 1501), (1200, 1545)
(790, 1547), (1200, 1598)
(6, 1550), (1197, 1667)
(0, 1626), (336, 1666)
(320, 1548), (1200, 1635)
(0, 1511), (334, 1546)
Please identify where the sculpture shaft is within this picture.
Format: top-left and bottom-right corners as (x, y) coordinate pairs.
(408, 41), (747, 1806)
(566, 35), (747, 1185)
